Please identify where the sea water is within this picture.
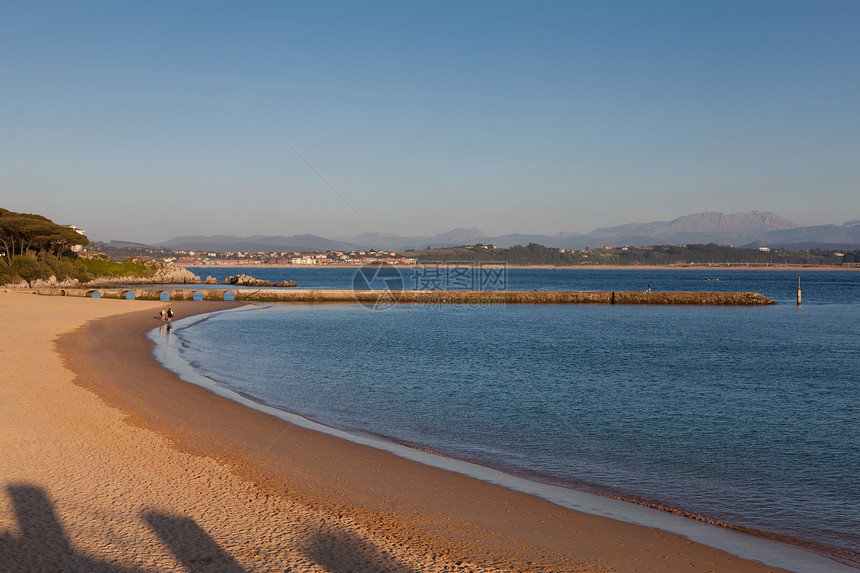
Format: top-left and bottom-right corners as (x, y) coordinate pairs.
(165, 269), (859, 567)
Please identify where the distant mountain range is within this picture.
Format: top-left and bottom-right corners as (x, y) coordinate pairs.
(159, 234), (357, 253)
(156, 211), (860, 252)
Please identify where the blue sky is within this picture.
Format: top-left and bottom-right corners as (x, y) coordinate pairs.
(1, 1), (858, 243)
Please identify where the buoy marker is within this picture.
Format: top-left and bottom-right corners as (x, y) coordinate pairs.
(797, 275), (802, 306)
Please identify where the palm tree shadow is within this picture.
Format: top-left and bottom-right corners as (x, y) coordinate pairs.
(143, 511), (246, 572)
(303, 528), (422, 573)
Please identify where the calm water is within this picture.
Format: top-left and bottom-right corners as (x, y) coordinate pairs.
(170, 269), (859, 566)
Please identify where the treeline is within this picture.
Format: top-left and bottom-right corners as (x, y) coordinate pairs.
(0, 208), (92, 284)
(842, 250), (860, 263)
(0, 208), (160, 285)
(404, 243), (850, 266)
(0, 208), (89, 262)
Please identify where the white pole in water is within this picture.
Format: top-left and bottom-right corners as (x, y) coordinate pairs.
(797, 275), (801, 306)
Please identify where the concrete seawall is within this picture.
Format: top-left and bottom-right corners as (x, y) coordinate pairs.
(28, 288), (776, 305)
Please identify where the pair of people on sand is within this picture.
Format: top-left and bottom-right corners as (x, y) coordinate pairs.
(160, 307), (174, 323)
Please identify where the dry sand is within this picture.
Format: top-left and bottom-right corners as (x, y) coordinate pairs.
(1, 291), (795, 572)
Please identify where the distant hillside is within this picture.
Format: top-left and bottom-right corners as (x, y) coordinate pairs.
(332, 211), (856, 250)
(400, 243), (851, 267)
(156, 212), (860, 252)
(158, 234), (357, 253)
(588, 211), (799, 238)
(742, 220), (860, 249)
(581, 211), (804, 248)
(332, 228), (490, 251)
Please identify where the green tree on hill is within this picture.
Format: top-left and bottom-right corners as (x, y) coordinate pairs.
(0, 208), (89, 265)
(0, 209), (175, 286)
(0, 208), (92, 285)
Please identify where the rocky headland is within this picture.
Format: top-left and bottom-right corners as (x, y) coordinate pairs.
(222, 273), (297, 287)
(2, 262), (201, 290)
(84, 264), (201, 287)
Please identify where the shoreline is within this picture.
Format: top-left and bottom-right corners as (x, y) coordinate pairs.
(188, 263), (860, 271)
(152, 305), (853, 571)
(2, 292), (851, 571)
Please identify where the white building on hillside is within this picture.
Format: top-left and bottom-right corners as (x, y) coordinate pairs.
(68, 225), (87, 252)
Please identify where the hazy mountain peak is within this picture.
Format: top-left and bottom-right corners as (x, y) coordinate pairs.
(430, 227), (489, 243)
(590, 210), (801, 239)
(665, 211), (800, 234)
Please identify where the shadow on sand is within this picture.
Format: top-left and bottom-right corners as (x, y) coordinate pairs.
(301, 528), (423, 573)
(1, 484), (430, 573)
(0, 484), (245, 572)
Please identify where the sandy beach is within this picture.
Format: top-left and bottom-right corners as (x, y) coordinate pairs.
(1, 291), (801, 572)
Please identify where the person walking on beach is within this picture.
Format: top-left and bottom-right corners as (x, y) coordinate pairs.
(166, 307), (174, 323)
(160, 309), (167, 322)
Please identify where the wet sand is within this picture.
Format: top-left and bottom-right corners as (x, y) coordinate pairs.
(1, 291), (802, 571)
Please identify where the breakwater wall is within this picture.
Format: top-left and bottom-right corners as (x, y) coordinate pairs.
(28, 288), (776, 305)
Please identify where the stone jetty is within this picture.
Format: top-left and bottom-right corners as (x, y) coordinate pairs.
(24, 288), (776, 305)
